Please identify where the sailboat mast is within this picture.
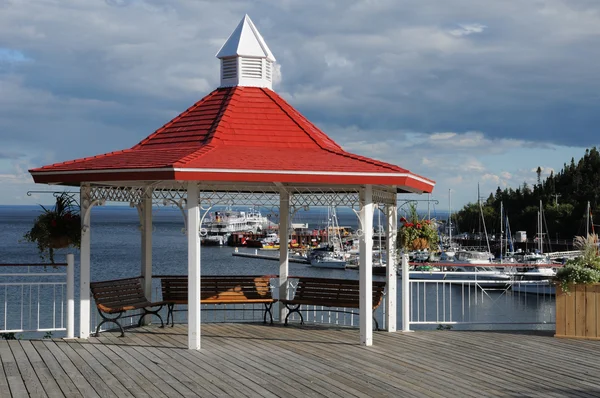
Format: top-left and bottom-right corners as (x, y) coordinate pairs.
(538, 200), (543, 253)
(500, 202), (503, 264)
(587, 201), (590, 237)
(448, 189), (452, 245)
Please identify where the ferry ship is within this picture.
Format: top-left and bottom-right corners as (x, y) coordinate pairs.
(201, 208), (272, 246)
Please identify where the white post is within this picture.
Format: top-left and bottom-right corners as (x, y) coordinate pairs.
(187, 182), (201, 350)
(278, 190), (290, 322)
(359, 185), (374, 345)
(79, 185), (91, 339)
(141, 193), (153, 300)
(401, 253), (411, 332)
(66, 253), (75, 339)
(385, 203), (397, 332)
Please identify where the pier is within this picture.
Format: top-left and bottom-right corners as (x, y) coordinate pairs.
(2, 323), (599, 397)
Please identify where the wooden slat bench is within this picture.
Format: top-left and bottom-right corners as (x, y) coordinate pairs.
(279, 277), (386, 329)
(90, 277), (166, 337)
(160, 275), (277, 326)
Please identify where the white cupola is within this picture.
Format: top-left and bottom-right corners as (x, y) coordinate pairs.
(216, 15), (276, 90)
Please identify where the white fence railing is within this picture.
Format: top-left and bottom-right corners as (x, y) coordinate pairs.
(402, 256), (557, 330)
(0, 254), (74, 337)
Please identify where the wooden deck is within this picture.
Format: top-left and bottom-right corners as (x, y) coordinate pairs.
(1, 324), (600, 397)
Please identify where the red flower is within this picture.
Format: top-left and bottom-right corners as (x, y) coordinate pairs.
(64, 212), (72, 220)
(51, 220), (57, 227)
(416, 223), (422, 229)
(406, 222), (414, 228)
(425, 220), (431, 225)
(400, 217), (407, 223)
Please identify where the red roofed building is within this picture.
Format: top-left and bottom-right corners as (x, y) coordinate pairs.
(29, 15), (435, 349)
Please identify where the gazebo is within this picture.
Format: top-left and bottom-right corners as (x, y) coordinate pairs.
(29, 15), (435, 349)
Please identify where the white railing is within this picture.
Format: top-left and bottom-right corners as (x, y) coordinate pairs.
(403, 257), (557, 330)
(0, 254), (74, 337)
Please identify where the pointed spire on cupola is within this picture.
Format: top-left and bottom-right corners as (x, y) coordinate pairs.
(216, 15), (276, 90)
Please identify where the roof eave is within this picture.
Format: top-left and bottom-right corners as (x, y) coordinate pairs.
(30, 167), (434, 193)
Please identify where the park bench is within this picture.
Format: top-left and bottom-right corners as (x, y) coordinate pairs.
(90, 277), (166, 337)
(279, 277), (386, 329)
(160, 275), (277, 326)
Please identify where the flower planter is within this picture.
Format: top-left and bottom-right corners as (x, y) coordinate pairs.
(410, 238), (429, 250)
(49, 236), (70, 249)
(555, 283), (600, 340)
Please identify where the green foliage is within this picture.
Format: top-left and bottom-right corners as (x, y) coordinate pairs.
(554, 234), (600, 291)
(43, 331), (53, 339)
(454, 146), (600, 240)
(397, 204), (439, 251)
(23, 192), (81, 263)
(0, 332), (17, 340)
(436, 324), (453, 330)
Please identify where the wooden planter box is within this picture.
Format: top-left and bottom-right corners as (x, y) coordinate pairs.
(555, 283), (600, 340)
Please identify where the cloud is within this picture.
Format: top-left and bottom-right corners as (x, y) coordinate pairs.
(0, 48), (29, 63)
(448, 23), (487, 37)
(0, 0), (599, 205)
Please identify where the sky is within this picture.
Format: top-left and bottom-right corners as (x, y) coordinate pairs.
(0, 0), (598, 210)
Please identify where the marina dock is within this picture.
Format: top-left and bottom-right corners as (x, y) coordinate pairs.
(232, 251), (310, 264)
(2, 323), (599, 397)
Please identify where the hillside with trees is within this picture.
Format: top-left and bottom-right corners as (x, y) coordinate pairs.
(454, 147), (600, 242)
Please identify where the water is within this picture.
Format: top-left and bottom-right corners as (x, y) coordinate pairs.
(0, 205), (553, 337)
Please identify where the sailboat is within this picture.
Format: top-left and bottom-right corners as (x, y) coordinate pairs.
(308, 207), (347, 269)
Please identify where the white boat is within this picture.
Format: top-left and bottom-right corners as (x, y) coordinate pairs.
(510, 267), (556, 295)
(309, 251), (346, 269)
(201, 208), (272, 246)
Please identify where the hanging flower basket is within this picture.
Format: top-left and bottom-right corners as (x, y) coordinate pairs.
(397, 203), (439, 252)
(49, 235), (71, 249)
(410, 238), (430, 250)
(22, 192), (81, 263)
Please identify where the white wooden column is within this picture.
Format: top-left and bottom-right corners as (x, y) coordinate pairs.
(278, 190), (290, 322)
(140, 194), (153, 323)
(385, 202), (397, 332)
(66, 253), (75, 339)
(359, 185), (374, 345)
(187, 182), (201, 350)
(401, 253), (411, 332)
(79, 185), (91, 339)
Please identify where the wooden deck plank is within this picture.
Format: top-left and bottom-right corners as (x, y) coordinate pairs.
(68, 341), (141, 398)
(30, 341), (83, 398)
(102, 343), (194, 398)
(84, 340), (171, 398)
(199, 325), (343, 398)
(0, 341), (11, 396)
(5, 324), (600, 397)
(0, 340), (30, 398)
(19, 341), (65, 398)
(78, 342), (156, 398)
(7, 340), (48, 398)
(46, 341), (116, 398)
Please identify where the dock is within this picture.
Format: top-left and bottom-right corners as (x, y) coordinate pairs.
(1, 323), (599, 397)
(232, 251), (310, 264)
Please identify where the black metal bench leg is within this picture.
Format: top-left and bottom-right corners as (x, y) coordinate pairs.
(166, 304), (175, 327)
(95, 309), (125, 337)
(284, 304), (303, 326)
(263, 303), (274, 324)
(138, 305), (165, 328)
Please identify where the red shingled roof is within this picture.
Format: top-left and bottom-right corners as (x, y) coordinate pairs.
(30, 86), (434, 192)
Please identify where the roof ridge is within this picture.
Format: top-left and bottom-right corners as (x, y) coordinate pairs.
(261, 89), (406, 173)
(201, 87), (236, 145)
(133, 89), (222, 149)
(174, 145), (218, 167)
(260, 89), (344, 152)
